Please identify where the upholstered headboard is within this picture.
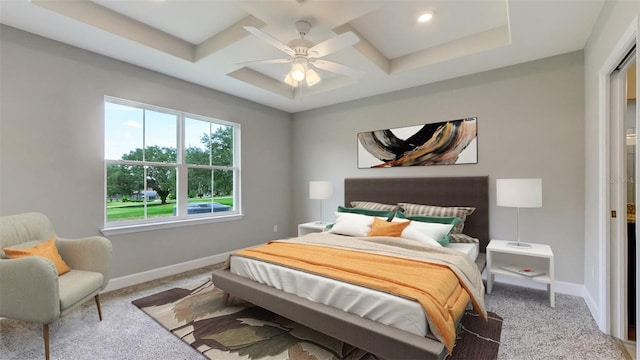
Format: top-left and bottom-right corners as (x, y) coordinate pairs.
(344, 176), (490, 253)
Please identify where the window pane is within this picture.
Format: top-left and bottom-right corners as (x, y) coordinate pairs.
(144, 110), (177, 163)
(146, 165), (176, 207)
(187, 168), (233, 215)
(185, 118), (210, 165)
(210, 125), (234, 167)
(106, 164), (176, 222)
(213, 169), (234, 200)
(106, 164), (145, 222)
(185, 118), (233, 166)
(105, 102), (143, 160)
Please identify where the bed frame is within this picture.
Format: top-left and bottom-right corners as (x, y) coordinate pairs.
(212, 176), (489, 360)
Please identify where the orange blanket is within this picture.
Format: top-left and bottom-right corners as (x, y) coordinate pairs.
(233, 241), (474, 353)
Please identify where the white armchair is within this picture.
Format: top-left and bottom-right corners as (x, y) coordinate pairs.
(0, 212), (112, 360)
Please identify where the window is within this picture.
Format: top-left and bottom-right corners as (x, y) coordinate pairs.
(104, 97), (241, 232)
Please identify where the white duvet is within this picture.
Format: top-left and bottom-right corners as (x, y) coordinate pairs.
(229, 239), (479, 336)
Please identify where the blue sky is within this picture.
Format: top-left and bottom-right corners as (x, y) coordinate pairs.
(104, 101), (219, 160)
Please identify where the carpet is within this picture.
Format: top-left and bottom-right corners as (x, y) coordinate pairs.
(132, 278), (503, 360)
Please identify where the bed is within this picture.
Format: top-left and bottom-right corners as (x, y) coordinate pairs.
(212, 176), (489, 359)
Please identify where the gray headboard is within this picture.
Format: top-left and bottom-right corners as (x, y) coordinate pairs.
(344, 176), (490, 253)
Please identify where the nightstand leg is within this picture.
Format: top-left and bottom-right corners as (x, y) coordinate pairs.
(549, 258), (555, 307)
(487, 273), (493, 294)
(486, 250), (493, 294)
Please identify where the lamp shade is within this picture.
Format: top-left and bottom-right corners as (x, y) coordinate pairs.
(309, 181), (332, 200)
(496, 178), (542, 208)
(306, 68), (321, 87)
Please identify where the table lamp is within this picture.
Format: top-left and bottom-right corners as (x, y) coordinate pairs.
(496, 178), (542, 248)
(309, 181), (332, 224)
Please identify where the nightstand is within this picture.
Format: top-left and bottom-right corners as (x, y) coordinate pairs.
(486, 239), (555, 307)
(297, 222), (328, 236)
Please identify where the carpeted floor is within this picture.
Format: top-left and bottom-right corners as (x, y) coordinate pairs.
(0, 264), (630, 360)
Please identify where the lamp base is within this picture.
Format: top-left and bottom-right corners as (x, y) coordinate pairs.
(507, 241), (532, 248)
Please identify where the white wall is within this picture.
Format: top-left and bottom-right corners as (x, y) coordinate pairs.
(292, 51), (586, 285)
(0, 25), (293, 278)
(583, 0), (640, 331)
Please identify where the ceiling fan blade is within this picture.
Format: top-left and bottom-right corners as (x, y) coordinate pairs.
(244, 26), (295, 57)
(237, 58), (291, 66)
(311, 59), (364, 78)
(308, 31), (360, 58)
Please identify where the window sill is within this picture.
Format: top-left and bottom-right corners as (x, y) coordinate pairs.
(100, 214), (244, 236)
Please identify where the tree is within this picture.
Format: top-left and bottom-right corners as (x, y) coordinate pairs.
(107, 126), (233, 204)
(146, 171), (172, 204)
(106, 164), (138, 199)
(120, 146), (177, 204)
(202, 126), (233, 167)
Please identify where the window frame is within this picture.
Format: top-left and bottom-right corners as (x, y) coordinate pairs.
(102, 96), (242, 235)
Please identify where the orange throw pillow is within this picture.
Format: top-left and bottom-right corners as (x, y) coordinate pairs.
(3, 237), (71, 275)
(367, 217), (410, 237)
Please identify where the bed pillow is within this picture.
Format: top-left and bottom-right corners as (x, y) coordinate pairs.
(400, 221), (444, 247)
(449, 233), (480, 244)
(394, 212), (462, 226)
(400, 221), (451, 247)
(3, 237), (71, 275)
(328, 212), (386, 237)
(350, 201), (400, 212)
(394, 212), (460, 244)
(338, 206), (395, 219)
(367, 217), (410, 237)
(397, 203), (475, 234)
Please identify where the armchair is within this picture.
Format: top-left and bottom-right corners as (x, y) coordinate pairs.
(0, 212), (112, 360)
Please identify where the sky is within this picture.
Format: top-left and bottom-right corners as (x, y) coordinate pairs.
(104, 101), (221, 161)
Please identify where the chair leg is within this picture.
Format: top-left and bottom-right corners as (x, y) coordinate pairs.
(94, 294), (103, 321)
(43, 324), (50, 360)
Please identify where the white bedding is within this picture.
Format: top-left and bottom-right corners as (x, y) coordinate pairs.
(446, 241), (479, 262)
(229, 241), (479, 337)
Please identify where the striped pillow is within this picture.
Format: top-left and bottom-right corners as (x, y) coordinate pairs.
(350, 201), (400, 212)
(397, 203), (475, 234)
(449, 233), (479, 244)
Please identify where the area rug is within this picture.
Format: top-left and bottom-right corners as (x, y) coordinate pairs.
(132, 279), (503, 360)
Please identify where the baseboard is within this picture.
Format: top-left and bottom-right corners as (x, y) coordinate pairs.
(102, 251), (231, 293)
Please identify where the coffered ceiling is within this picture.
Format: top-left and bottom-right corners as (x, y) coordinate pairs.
(0, 0), (605, 113)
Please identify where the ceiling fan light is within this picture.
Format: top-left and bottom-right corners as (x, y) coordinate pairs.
(284, 72), (298, 87)
(306, 68), (321, 87)
(290, 63), (306, 81)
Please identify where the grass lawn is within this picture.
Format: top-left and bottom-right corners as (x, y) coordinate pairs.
(107, 197), (233, 221)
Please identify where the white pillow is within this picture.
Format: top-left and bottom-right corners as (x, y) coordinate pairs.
(328, 212), (385, 237)
(400, 221), (452, 247)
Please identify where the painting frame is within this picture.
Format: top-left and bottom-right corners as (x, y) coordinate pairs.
(357, 117), (478, 169)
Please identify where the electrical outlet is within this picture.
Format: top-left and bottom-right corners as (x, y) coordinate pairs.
(273, 225), (278, 232)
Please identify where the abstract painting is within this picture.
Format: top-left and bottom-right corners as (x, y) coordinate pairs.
(357, 117), (478, 168)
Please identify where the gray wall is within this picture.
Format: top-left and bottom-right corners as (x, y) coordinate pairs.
(292, 51), (586, 284)
(0, 25), (293, 278)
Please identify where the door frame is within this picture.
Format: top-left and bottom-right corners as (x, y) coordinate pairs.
(598, 18), (638, 338)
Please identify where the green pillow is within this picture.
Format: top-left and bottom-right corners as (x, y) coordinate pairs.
(337, 206), (395, 220)
(394, 212), (461, 245)
(395, 211), (461, 225)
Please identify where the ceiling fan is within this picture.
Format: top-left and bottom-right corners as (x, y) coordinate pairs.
(243, 20), (362, 87)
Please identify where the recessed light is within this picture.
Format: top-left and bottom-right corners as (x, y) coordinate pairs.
(418, 12), (433, 23)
